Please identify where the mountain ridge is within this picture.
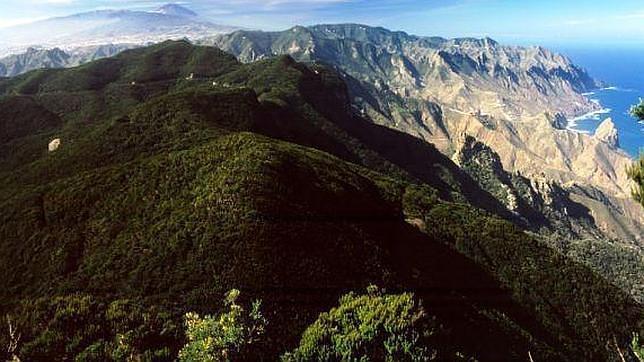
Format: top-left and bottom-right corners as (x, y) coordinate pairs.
(1, 22), (640, 242)
(0, 40), (641, 361)
(208, 23), (643, 243)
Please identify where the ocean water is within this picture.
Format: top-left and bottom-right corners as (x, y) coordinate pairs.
(557, 47), (644, 157)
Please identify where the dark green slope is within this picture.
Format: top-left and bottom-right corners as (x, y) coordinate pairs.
(0, 41), (238, 94)
(0, 132), (537, 359)
(0, 41), (641, 361)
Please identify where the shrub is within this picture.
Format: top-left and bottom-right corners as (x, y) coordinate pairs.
(178, 289), (267, 362)
(626, 156), (644, 207)
(282, 286), (438, 361)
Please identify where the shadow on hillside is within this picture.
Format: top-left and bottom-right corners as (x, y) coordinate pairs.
(279, 69), (518, 222)
(237, 218), (561, 360)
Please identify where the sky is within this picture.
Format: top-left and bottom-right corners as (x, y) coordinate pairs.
(1, 0), (644, 48)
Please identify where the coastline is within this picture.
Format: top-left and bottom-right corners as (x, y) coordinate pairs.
(566, 106), (611, 134)
(567, 87), (612, 134)
(566, 85), (643, 157)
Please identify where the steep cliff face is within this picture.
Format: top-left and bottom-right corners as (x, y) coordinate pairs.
(453, 134), (643, 242)
(595, 117), (620, 148)
(209, 24), (642, 244)
(453, 134), (603, 239)
(447, 110), (634, 196)
(209, 24), (608, 151)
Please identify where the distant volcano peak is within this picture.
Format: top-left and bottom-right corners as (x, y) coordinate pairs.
(153, 4), (197, 17)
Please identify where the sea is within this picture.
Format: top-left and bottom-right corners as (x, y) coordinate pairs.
(556, 47), (644, 157)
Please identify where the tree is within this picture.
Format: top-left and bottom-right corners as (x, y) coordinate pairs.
(631, 101), (644, 121)
(628, 101), (644, 206)
(178, 289), (267, 362)
(282, 286), (440, 362)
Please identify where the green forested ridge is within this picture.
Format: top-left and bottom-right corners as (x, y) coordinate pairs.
(0, 40), (642, 361)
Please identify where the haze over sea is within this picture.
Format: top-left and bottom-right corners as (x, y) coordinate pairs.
(557, 47), (644, 157)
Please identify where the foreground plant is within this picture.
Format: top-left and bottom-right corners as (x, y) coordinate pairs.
(178, 289), (267, 362)
(282, 285), (440, 361)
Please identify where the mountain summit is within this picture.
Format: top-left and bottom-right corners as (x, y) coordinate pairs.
(0, 4), (236, 54)
(153, 4), (198, 17)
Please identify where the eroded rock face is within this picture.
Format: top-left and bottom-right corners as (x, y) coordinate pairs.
(594, 118), (619, 148)
(547, 112), (568, 130)
(212, 25), (600, 120)
(453, 135), (643, 243)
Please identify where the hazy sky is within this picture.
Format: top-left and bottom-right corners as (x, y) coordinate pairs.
(1, 0), (644, 47)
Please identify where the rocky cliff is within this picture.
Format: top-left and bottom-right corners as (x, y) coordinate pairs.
(453, 134), (644, 301)
(209, 24), (601, 121)
(595, 117), (620, 148)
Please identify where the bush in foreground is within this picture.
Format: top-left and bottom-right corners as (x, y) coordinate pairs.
(282, 286), (442, 362)
(178, 289), (267, 362)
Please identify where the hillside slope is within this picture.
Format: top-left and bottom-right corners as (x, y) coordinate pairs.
(0, 41), (641, 361)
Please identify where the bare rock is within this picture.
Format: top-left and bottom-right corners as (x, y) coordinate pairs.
(594, 118), (619, 148)
(48, 138), (61, 152)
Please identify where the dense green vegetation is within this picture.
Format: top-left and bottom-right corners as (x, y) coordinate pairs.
(179, 289), (267, 361)
(282, 286), (443, 361)
(6, 295), (180, 361)
(0, 40), (642, 361)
